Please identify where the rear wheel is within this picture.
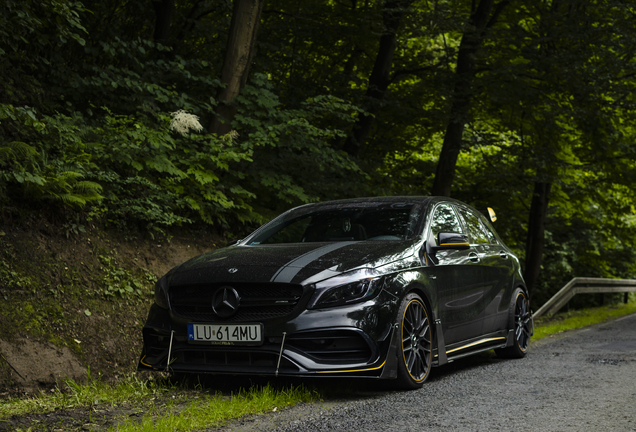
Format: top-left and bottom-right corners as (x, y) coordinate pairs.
(395, 293), (432, 389)
(496, 288), (531, 359)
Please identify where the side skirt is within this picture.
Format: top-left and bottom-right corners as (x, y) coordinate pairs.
(433, 331), (509, 366)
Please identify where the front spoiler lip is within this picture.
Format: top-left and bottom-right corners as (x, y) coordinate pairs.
(138, 358), (387, 378)
(137, 351), (388, 378)
(138, 362), (387, 379)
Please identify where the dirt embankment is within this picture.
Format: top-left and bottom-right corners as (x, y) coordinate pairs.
(0, 224), (221, 396)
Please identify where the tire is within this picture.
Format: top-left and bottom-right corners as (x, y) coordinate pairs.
(395, 293), (433, 389)
(496, 288), (531, 359)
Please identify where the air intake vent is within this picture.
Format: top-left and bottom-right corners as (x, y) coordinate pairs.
(286, 329), (373, 363)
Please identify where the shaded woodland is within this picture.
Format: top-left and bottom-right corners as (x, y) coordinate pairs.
(2, 0), (636, 305)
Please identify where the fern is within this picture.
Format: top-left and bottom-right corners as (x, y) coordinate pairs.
(0, 141), (39, 165)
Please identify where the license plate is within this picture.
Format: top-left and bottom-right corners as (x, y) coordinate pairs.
(188, 323), (263, 346)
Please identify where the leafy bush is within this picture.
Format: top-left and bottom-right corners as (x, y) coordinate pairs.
(0, 72), (364, 233)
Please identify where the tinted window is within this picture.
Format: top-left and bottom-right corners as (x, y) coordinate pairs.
(456, 206), (491, 244)
(480, 217), (498, 243)
(251, 203), (422, 244)
(430, 204), (463, 245)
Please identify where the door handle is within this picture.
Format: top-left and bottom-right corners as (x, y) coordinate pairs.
(499, 251), (508, 259)
(468, 252), (480, 263)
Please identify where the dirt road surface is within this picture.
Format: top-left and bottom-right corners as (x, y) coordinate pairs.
(218, 313), (636, 432)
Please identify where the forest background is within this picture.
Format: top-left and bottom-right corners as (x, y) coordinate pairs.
(2, 0), (636, 307)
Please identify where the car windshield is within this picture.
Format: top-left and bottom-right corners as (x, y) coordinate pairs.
(249, 202), (422, 244)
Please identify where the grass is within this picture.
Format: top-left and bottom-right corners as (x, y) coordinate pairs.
(0, 371), (319, 431)
(0, 371), (170, 419)
(112, 384), (318, 432)
(532, 301), (636, 342)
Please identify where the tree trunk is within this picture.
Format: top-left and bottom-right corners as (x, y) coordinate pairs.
(343, 0), (412, 157)
(431, 0), (509, 197)
(152, 0), (175, 44)
(524, 181), (551, 300)
(210, 0), (264, 135)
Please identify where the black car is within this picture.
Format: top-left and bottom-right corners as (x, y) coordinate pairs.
(138, 196), (532, 389)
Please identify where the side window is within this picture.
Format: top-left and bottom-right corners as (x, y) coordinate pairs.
(456, 206), (490, 244)
(479, 216), (498, 244)
(429, 204), (463, 245)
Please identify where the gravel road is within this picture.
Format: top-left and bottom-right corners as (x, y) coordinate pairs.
(219, 313), (636, 432)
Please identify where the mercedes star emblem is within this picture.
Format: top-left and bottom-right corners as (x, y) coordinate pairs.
(212, 286), (240, 318)
(228, 268), (238, 273)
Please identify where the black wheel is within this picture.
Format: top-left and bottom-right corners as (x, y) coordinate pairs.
(395, 293), (432, 389)
(496, 289), (531, 359)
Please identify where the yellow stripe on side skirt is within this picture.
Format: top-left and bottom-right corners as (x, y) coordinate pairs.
(444, 337), (507, 355)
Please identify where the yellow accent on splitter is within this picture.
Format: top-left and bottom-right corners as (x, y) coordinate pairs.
(318, 360), (386, 374)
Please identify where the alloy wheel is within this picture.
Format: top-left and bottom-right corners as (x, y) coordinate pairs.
(515, 293), (531, 352)
(401, 298), (432, 381)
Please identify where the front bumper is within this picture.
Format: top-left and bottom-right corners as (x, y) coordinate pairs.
(138, 295), (397, 378)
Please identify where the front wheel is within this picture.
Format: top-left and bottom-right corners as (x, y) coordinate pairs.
(395, 293), (432, 389)
(496, 288), (531, 359)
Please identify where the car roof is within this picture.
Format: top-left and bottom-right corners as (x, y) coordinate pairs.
(302, 196), (435, 208)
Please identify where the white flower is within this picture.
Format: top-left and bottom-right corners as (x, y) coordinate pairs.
(222, 130), (239, 143)
(169, 110), (203, 136)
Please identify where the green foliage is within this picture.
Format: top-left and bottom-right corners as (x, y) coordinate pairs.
(87, 110), (256, 230)
(112, 384), (319, 432)
(0, 372), (171, 418)
(233, 74), (366, 210)
(0, 372), (318, 432)
(1, 79), (362, 230)
(96, 253), (156, 299)
(1, 0), (636, 309)
(0, 105), (103, 214)
(0, 237), (32, 294)
(0, 0), (86, 56)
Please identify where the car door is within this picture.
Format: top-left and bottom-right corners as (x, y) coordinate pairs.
(426, 203), (484, 344)
(455, 205), (514, 336)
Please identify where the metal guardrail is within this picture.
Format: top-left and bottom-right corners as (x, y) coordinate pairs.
(534, 277), (636, 319)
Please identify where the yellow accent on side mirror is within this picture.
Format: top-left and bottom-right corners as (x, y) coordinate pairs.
(487, 207), (497, 222)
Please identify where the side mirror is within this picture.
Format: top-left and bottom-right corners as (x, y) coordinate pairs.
(424, 233), (470, 265)
(226, 239), (242, 247)
(435, 232), (470, 250)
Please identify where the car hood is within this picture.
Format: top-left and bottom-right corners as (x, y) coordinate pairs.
(166, 241), (418, 287)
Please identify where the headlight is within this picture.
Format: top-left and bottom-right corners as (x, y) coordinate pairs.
(308, 269), (383, 309)
(154, 276), (170, 309)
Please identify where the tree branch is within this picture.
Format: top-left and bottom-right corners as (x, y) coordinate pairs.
(486, 0), (512, 29)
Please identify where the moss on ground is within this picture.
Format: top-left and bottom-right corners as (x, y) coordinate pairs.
(0, 226), (219, 395)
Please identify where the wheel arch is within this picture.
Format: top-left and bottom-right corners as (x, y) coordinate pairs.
(399, 282), (438, 343)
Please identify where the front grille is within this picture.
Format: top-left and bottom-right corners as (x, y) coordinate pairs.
(286, 329), (373, 363)
(170, 283), (304, 322)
